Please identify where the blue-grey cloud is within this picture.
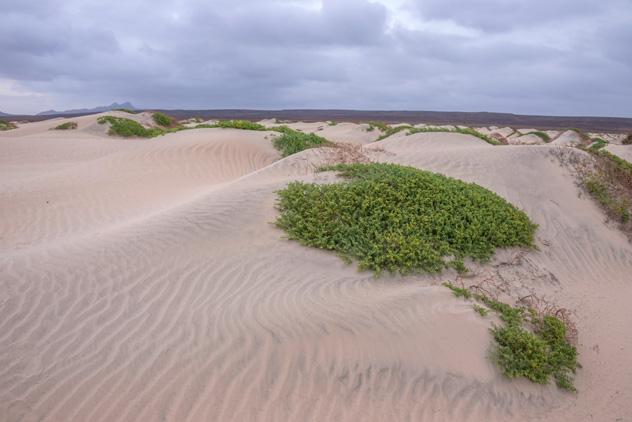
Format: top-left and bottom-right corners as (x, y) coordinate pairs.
(0, 0), (630, 116)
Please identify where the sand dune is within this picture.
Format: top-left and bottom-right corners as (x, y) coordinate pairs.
(1, 118), (631, 421)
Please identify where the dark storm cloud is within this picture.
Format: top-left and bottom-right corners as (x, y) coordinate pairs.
(0, 0), (630, 116)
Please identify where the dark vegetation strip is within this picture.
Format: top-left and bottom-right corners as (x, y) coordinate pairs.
(276, 163), (536, 275)
(53, 121), (78, 130)
(444, 282), (579, 392)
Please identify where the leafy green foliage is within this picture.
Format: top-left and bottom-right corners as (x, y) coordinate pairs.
(407, 126), (501, 145)
(276, 163), (536, 275)
(272, 130), (331, 157)
(589, 138), (608, 151)
(97, 116), (164, 138)
(53, 121), (78, 130)
(473, 304), (489, 317)
(197, 119), (267, 131)
(152, 112), (174, 127)
(526, 131), (551, 142)
(367, 121), (389, 132)
(377, 125), (413, 140)
(585, 176), (630, 223)
(0, 120), (17, 131)
(444, 285), (579, 391)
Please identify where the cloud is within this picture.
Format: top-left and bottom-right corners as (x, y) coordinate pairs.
(0, 0), (630, 116)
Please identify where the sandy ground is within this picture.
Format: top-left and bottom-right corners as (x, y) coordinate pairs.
(1, 115), (632, 421)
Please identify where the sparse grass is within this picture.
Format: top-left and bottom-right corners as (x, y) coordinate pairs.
(272, 130), (331, 157)
(589, 138), (608, 151)
(328, 121), (338, 126)
(407, 126), (502, 145)
(113, 108), (137, 114)
(585, 175), (630, 223)
(0, 120), (17, 131)
(197, 119), (267, 131)
(377, 125), (414, 141)
(276, 163), (536, 275)
(98, 116), (164, 138)
(53, 121), (78, 130)
(152, 112), (174, 127)
(526, 131), (551, 142)
(367, 121), (390, 132)
(473, 304), (489, 317)
(443, 283), (579, 391)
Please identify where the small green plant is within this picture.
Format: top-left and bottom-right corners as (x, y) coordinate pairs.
(377, 125), (414, 141)
(113, 108), (137, 113)
(276, 163), (536, 275)
(198, 119), (267, 131)
(585, 175), (630, 223)
(473, 304), (489, 316)
(152, 112), (174, 127)
(525, 131), (551, 142)
(589, 138), (608, 151)
(367, 121), (389, 132)
(328, 121), (338, 126)
(407, 126), (501, 145)
(272, 130), (331, 157)
(443, 284), (579, 391)
(53, 121), (78, 130)
(0, 120), (17, 131)
(98, 116), (164, 138)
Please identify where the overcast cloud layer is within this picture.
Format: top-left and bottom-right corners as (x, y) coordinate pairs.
(1, 0), (631, 116)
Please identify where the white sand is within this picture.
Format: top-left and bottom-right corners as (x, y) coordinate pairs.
(1, 116), (631, 421)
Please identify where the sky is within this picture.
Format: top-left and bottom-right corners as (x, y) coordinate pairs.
(1, 0), (631, 116)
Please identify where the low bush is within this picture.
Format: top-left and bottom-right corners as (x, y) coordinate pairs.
(152, 112), (174, 127)
(113, 108), (137, 114)
(366, 121), (390, 132)
(444, 282), (579, 391)
(589, 138), (608, 151)
(408, 126), (501, 145)
(276, 163), (536, 275)
(53, 121), (78, 130)
(585, 175), (630, 223)
(526, 131), (551, 142)
(0, 120), (17, 131)
(201, 119), (267, 131)
(98, 116), (164, 138)
(272, 130), (331, 157)
(622, 133), (632, 145)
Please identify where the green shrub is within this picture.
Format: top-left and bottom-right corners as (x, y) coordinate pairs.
(113, 108), (137, 113)
(377, 125), (413, 141)
(585, 176), (630, 223)
(589, 138), (608, 151)
(272, 130), (331, 157)
(208, 119), (267, 131)
(0, 120), (17, 131)
(622, 133), (632, 145)
(445, 285), (579, 391)
(98, 116), (164, 138)
(526, 131), (551, 142)
(53, 121), (78, 130)
(367, 121), (389, 132)
(152, 112), (173, 127)
(276, 163), (536, 275)
(408, 126), (501, 145)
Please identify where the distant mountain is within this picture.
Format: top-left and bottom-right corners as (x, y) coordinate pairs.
(0, 111), (11, 117)
(37, 102), (136, 116)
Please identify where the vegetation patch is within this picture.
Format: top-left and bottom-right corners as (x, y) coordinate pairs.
(444, 282), (579, 391)
(525, 131), (551, 142)
(53, 121), (78, 130)
(585, 175), (630, 223)
(366, 121), (390, 132)
(623, 133), (632, 145)
(589, 138), (608, 151)
(0, 120), (17, 131)
(272, 129), (331, 157)
(196, 119), (267, 131)
(98, 116), (165, 138)
(152, 112), (174, 127)
(113, 108), (138, 114)
(408, 126), (502, 145)
(276, 163), (536, 275)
